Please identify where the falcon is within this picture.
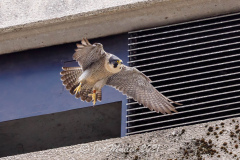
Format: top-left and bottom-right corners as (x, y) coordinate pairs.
(60, 38), (181, 114)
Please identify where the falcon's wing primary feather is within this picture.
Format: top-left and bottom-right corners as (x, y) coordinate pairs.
(106, 65), (181, 114)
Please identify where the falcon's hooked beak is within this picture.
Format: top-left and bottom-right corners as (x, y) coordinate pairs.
(117, 60), (123, 65)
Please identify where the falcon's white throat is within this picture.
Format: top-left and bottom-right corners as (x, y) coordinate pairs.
(105, 58), (123, 74)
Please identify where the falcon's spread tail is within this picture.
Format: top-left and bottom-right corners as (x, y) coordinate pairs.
(60, 67), (102, 102)
(60, 66), (83, 93)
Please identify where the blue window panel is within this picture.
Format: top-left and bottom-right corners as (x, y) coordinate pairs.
(0, 34), (128, 136)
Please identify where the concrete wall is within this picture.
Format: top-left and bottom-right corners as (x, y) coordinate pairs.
(1, 0), (240, 55)
(1, 116), (240, 160)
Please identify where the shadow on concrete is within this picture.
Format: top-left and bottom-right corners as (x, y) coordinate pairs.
(0, 102), (121, 157)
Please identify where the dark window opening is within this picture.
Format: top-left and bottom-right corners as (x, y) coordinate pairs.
(127, 12), (240, 135)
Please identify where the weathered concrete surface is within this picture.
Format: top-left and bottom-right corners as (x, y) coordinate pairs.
(1, 116), (240, 160)
(0, 0), (240, 55)
(0, 0), (147, 29)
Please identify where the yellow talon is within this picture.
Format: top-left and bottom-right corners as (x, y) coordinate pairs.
(74, 83), (81, 94)
(88, 90), (97, 105)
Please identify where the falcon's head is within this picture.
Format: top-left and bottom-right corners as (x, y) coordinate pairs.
(106, 55), (123, 73)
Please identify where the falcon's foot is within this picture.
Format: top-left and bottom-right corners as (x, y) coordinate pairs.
(74, 83), (82, 94)
(88, 90), (97, 105)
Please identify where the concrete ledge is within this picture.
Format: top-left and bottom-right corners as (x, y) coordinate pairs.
(1, 116), (240, 159)
(1, 0), (240, 55)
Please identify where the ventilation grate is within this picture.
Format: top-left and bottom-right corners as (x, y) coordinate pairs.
(127, 12), (240, 135)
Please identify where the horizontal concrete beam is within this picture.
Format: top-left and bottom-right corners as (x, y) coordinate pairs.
(0, 0), (240, 55)
(1, 116), (240, 159)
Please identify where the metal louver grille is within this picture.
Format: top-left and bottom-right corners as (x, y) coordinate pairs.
(127, 12), (240, 135)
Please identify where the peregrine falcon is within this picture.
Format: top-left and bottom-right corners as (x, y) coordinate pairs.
(60, 38), (181, 114)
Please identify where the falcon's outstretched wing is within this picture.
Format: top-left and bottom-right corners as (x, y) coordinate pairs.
(106, 66), (181, 114)
(73, 38), (108, 70)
